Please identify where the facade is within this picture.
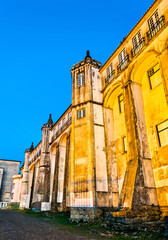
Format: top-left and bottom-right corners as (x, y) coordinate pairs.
(13, 0), (168, 221)
(0, 159), (20, 207)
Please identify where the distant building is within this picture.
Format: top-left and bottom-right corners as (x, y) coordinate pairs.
(12, 0), (168, 222)
(0, 159), (20, 207)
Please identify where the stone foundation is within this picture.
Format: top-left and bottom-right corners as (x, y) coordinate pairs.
(70, 207), (104, 221)
(70, 206), (162, 223)
(104, 206), (161, 224)
(31, 202), (51, 211)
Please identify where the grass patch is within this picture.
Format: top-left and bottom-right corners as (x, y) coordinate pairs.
(19, 210), (164, 240)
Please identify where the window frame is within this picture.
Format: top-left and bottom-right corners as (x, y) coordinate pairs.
(118, 94), (124, 113)
(148, 10), (159, 30)
(132, 31), (142, 48)
(148, 63), (161, 89)
(77, 109), (85, 119)
(118, 48), (126, 64)
(156, 120), (168, 147)
(122, 136), (127, 153)
(77, 72), (85, 87)
(106, 63), (113, 77)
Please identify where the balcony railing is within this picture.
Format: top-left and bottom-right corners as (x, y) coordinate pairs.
(131, 37), (145, 57)
(51, 117), (71, 143)
(105, 70), (115, 86)
(147, 15), (165, 41)
(117, 55), (129, 74)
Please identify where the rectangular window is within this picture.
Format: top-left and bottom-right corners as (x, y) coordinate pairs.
(118, 94), (124, 113)
(12, 183), (15, 189)
(106, 64), (113, 77)
(68, 112), (71, 120)
(132, 31), (141, 48)
(62, 118), (65, 125)
(119, 49), (126, 64)
(148, 10), (159, 30)
(156, 120), (168, 147)
(58, 123), (61, 132)
(123, 136), (127, 153)
(77, 72), (84, 87)
(77, 109), (85, 119)
(148, 63), (162, 89)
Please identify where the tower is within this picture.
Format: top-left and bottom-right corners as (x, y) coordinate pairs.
(20, 142), (34, 209)
(34, 114), (53, 210)
(70, 51), (108, 218)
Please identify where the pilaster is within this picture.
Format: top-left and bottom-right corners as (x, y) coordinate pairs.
(35, 114), (53, 210)
(120, 80), (158, 208)
(20, 143), (34, 209)
(159, 48), (168, 105)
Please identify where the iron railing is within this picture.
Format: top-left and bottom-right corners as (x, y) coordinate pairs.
(131, 37), (145, 57)
(117, 54), (129, 74)
(105, 70), (115, 86)
(51, 117), (71, 143)
(147, 15), (165, 41)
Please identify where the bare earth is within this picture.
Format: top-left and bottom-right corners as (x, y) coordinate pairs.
(0, 209), (98, 240)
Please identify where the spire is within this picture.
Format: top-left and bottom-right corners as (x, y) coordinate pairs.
(25, 142), (34, 153)
(30, 142), (34, 152)
(85, 50), (91, 59)
(71, 50), (101, 70)
(48, 114), (53, 125)
(42, 114), (54, 129)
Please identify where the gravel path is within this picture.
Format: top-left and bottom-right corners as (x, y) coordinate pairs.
(0, 210), (97, 240)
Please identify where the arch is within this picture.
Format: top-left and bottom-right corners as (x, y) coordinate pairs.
(103, 81), (123, 108)
(129, 50), (160, 84)
(103, 79), (128, 207)
(51, 132), (71, 211)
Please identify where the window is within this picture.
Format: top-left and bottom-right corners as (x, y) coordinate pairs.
(77, 109), (85, 119)
(68, 112), (71, 120)
(131, 31), (145, 57)
(106, 64), (113, 77)
(118, 94), (124, 113)
(62, 118), (65, 126)
(118, 49), (126, 64)
(123, 136), (127, 153)
(118, 49), (129, 73)
(58, 123), (61, 132)
(77, 72), (84, 87)
(148, 63), (162, 89)
(12, 183), (15, 189)
(148, 10), (159, 30)
(11, 193), (14, 200)
(132, 31), (141, 48)
(156, 120), (168, 147)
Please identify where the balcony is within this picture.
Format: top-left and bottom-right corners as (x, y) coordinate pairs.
(117, 55), (129, 74)
(51, 117), (71, 143)
(147, 15), (165, 41)
(131, 37), (145, 57)
(105, 70), (115, 86)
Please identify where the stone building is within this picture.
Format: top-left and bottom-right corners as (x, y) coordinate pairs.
(0, 159), (20, 207)
(12, 0), (168, 221)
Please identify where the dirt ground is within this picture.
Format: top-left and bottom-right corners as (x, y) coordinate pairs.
(0, 209), (165, 240)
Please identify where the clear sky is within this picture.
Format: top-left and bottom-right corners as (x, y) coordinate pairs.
(0, 0), (154, 165)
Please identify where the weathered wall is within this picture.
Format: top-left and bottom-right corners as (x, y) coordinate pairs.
(0, 160), (20, 202)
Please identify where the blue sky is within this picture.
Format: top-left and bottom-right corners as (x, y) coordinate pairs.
(0, 0), (154, 165)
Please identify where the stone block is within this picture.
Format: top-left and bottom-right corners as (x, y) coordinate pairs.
(41, 202), (51, 211)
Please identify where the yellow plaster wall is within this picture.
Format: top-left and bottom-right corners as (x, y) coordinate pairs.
(141, 63), (168, 207)
(107, 90), (128, 195)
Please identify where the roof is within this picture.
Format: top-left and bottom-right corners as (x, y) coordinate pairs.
(0, 159), (21, 163)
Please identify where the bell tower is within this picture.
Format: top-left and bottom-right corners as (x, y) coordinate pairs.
(70, 51), (108, 217)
